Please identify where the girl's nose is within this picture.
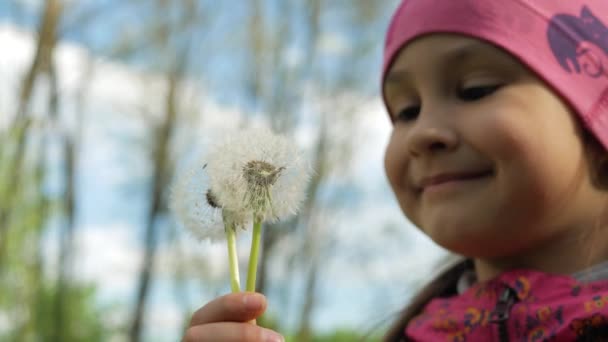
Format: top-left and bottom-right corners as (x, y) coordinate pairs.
(406, 114), (459, 157)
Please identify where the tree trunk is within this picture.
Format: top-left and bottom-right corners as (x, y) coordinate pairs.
(52, 140), (75, 342)
(129, 60), (184, 342)
(294, 119), (327, 340)
(17, 0), (62, 119)
(0, 0), (62, 268)
(295, 254), (320, 342)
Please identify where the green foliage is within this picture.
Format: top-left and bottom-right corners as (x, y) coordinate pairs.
(0, 272), (113, 341)
(313, 329), (382, 342)
(25, 283), (111, 342)
(258, 313), (281, 332)
(0, 127), (112, 342)
(282, 328), (382, 342)
(260, 313), (382, 342)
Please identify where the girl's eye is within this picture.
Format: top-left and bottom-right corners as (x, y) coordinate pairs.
(395, 106), (421, 122)
(458, 85), (501, 101)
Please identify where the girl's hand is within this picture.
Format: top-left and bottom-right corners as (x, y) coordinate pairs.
(182, 292), (284, 342)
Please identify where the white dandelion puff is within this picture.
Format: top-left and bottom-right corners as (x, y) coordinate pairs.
(206, 126), (311, 223)
(170, 158), (249, 242)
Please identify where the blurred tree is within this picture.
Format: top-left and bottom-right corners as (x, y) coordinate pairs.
(127, 1), (202, 340)
(0, 1), (115, 341)
(51, 48), (90, 342)
(0, 0), (62, 266)
(0, 0), (62, 339)
(130, 53), (184, 342)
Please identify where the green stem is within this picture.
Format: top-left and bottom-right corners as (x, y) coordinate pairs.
(225, 224), (241, 293)
(246, 218), (263, 292)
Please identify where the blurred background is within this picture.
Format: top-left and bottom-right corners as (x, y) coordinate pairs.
(0, 0), (448, 341)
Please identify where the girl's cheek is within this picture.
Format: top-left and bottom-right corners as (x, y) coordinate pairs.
(384, 130), (409, 189)
(465, 101), (527, 159)
(385, 131), (421, 223)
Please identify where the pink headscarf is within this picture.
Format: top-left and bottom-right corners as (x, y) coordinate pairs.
(382, 0), (608, 149)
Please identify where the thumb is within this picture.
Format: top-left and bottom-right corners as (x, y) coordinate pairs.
(190, 292), (267, 326)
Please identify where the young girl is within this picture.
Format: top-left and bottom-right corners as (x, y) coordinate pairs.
(183, 1), (608, 341)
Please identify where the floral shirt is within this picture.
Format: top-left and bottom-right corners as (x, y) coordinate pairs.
(406, 267), (608, 341)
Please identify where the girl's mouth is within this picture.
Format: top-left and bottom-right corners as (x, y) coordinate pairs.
(419, 170), (494, 196)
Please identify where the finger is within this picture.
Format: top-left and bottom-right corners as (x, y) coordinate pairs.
(190, 292), (267, 326)
(183, 322), (284, 342)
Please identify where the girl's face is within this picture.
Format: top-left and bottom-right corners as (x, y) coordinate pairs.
(383, 34), (607, 258)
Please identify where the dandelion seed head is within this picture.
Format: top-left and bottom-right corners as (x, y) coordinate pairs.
(170, 157), (249, 242)
(243, 160), (285, 187)
(207, 126), (311, 223)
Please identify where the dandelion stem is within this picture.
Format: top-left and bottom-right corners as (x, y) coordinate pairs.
(226, 224), (241, 293)
(246, 218), (263, 292)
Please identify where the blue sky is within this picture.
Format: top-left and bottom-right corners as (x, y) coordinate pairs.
(0, 1), (449, 339)
(0, 0), (389, 105)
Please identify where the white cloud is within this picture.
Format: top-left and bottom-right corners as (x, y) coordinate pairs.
(330, 201), (446, 285)
(11, 0), (43, 12)
(143, 302), (185, 342)
(72, 223), (140, 299)
(351, 98), (393, 188)
(317, 31), (350, 56)
(0, 311), (9, 335)
(0, 24), (34, 126)
(284, 45), (303, 68)
(72, 223), (255, 301)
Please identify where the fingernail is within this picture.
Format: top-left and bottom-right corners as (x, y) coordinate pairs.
(262, 328), (284, 342)
(242, 293), (264, 310)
